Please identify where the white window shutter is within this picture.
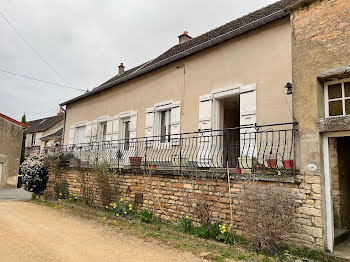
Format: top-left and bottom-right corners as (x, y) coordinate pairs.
(106, 116), (113, 141)
(68, 125), (75, 144)
(85, 121), (92, 143)
(198, 94), (212, 130)
(171, 102), (181, 145)
(240, 84), (257, 157)
(91, 120), (98, 142)
(129, 111), (137, 139)
(198, 95), (213, 167)
(112, 115), (119, 141)
(145, 107), (154, 138)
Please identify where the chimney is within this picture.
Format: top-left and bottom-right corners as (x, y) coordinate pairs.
(178, 31), (192, 44)
(57, 108), (65, 115)
(118, 63), (125, 75)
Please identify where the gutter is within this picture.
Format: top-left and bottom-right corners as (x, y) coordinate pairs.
(60, 106), (67, 145)
(60, 9), (288, 106)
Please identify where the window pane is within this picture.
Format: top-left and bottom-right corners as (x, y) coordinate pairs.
(124, 121), (130, 150)
(160, 111), (166, 142)
(328, 83), (342, 99)
(346, 99), (350, 115)
(344, 82), (350, 97)
(329, 100), (343, 116)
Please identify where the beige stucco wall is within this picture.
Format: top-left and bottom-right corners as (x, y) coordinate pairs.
(64, 17), (293, 144)
(0, 117), (24, 188)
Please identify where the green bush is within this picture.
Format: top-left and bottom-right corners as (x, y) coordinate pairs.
(106, 198), (134, 218)
(179, 214), (193, 232)
(139, 209), (153, 223)
(58, 180), (69, 199)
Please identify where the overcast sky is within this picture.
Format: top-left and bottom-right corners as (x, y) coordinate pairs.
(0, 0), (276, 121)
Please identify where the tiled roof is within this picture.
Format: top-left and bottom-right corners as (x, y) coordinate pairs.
(0, 113), (28, 128)
(26, 114), (64, 134)
(61, 0), (297, 106)
(40, 128), (63, 141)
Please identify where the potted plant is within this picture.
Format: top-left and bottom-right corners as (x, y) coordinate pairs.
(266, 158), (277, 168)
(116, 150), (123, 169)
(129, 142), (142, 167)
(282, 159), (294, 169)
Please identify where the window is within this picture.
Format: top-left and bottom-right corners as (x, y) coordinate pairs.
(160, 109), (171, 143)
(325, 79), (350, 117)
(74, 126), (86, 144)
(123, 121), (130, 150)
(100, 122), (107, 141)
(31, 134), (36, 146)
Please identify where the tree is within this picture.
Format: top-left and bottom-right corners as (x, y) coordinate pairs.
(20, 113), (26, 164)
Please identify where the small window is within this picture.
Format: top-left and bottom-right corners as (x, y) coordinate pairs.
(31, 134), (36, 146)
(123, 121), (130, 150)
(74, 126), (86, 144)
(160, 109), (171, 143)
(325, 79), (350, 117)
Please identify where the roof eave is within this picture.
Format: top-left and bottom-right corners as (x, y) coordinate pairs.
(60, 9), (288, 106)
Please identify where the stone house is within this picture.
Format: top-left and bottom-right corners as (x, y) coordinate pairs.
(0, 113), (27, 188)
(54, 0), (350, 256)
(25, 111), (64, 156)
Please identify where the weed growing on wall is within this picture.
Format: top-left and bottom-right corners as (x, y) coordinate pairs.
(92, 162), (119, 207)
(238, 184), (296, 254)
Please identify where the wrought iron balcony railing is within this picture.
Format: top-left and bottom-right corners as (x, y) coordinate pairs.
(43, 122), (298, 174)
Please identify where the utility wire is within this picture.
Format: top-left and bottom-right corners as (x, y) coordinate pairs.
(0, 8), (69, 85)
(0, 68), (85, 91)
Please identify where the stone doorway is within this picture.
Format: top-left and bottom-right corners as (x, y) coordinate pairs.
(330, 137), (350, 258)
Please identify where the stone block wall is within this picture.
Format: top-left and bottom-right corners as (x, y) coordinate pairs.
(47, 168), (325, 249)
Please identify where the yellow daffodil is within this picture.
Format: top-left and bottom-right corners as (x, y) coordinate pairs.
(103, 217), (106, 220)
(69, 198), (72, 200)
(106, 206), (108, 209)
(116, 214), (119, 217)
(59, 193), (62, 196)
(129, 204), (132, 208)
(129, 207), (132, 211)
(186, 216), (189, 219)
(114, 220), (116, 223)
(124, 211), (127, 214)
(181, 212), (184, 215)
(120, 198), (123, 201)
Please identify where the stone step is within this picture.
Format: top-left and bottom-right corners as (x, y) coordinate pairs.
(334, 228), (350, 247)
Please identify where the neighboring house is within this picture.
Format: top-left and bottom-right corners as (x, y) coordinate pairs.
(0, 113), (27, 188)
(25, 112), (64, 156)
(57, 0), (350, 254)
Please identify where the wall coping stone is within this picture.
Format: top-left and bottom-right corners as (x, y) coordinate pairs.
(67, 167), (296, 184)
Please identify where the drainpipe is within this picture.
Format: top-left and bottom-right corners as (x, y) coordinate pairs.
(60, 106), (67, 145)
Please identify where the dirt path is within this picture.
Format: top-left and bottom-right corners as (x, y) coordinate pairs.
(0, 201), (207, 262)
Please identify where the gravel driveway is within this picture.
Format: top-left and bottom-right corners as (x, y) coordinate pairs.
(0, 200), (207, 262)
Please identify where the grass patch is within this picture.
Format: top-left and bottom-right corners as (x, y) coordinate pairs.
(31, 199), (345, 262)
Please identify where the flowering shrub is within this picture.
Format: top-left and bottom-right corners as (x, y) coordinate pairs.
(20, 153), (48, 193)
(105, 198), (134, 218)
(216, 224), (236, 245)
(68, 192), (80, 201)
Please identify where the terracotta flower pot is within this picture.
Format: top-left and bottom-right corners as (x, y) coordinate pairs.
(129, 156), (142, 167)
(266, 158), (277, 168)
(282, 160), (294, 169)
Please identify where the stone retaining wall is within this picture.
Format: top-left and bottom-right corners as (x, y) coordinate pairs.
(46, 167), (324, 249)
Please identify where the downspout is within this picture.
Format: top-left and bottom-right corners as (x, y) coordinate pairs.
(60, 106), (67, 145)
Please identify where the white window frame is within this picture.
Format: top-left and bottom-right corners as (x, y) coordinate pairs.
(100, 122), (107, 142)
(155, 103), (173, 144)
(324, 78), (350, 117)
(120, 117), (131, 150)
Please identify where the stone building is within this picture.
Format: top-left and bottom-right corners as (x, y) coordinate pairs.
(290, 0), (350, 256)
(0, 113), (27, 188)
(47, 0), (350, 257)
